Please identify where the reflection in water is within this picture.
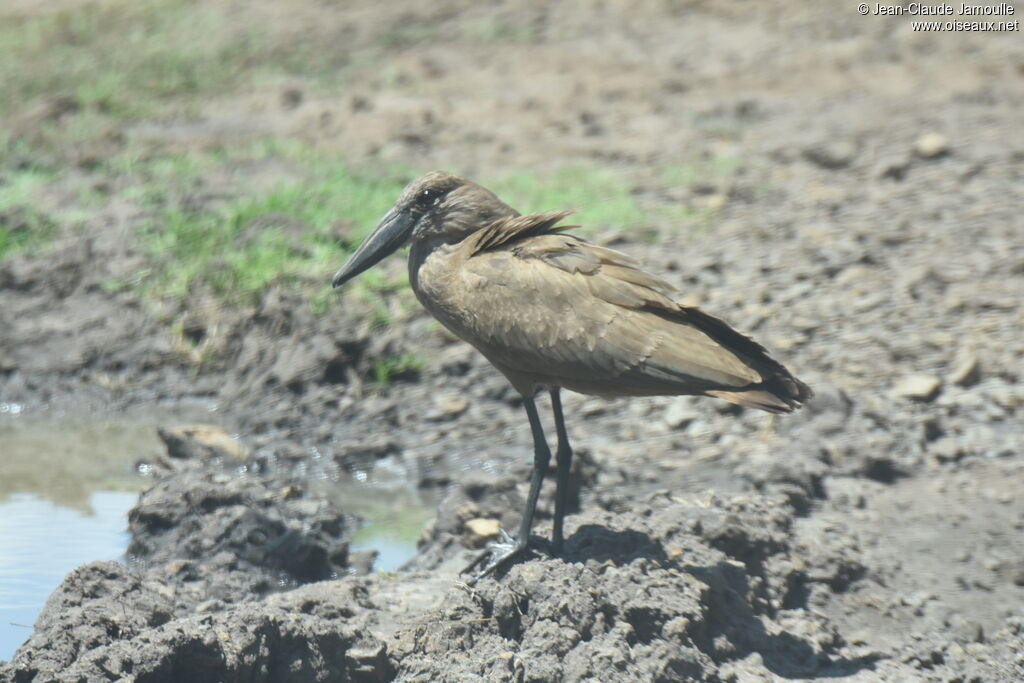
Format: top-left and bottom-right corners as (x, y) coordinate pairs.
(0, 492), (137, 662)
(0, 412), (188, 513)
(323, 482), (440, 573)
(0, 404), (440, 662)
(0, 405), (215, 662)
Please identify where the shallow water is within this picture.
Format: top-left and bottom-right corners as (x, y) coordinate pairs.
(0, 405), (215, 661)
(0, 492), (137, 661)
(0, 405), (436, 661)
(343, 486), (439, 572)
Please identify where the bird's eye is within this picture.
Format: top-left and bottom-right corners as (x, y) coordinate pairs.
(418, 188), (440, 206)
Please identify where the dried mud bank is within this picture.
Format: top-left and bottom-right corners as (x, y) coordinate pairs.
(3, 427), (1023, 682)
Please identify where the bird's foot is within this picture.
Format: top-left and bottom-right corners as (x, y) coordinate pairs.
(461, 528), (536, 583)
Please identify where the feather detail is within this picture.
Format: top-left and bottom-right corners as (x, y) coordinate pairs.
(468, 211), (577, 255)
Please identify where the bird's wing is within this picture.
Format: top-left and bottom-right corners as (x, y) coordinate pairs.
(455, 223), (768, 394)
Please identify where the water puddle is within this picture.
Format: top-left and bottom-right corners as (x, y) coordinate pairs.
(0, 404), (216, 661)
(0, 492), (137, 660)
(341, 486), (440, 572)
(0, 403), (440, 662)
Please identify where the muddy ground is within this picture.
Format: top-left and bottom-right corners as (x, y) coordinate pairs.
(2, 0), (1023, 680)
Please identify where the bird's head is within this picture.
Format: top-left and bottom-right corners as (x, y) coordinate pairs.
(331, 171), (515, 288)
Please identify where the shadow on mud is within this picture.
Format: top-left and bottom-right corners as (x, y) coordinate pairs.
(560, 524), (881, 679)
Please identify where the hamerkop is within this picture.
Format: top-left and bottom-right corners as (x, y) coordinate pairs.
(332, 171), (812, 576)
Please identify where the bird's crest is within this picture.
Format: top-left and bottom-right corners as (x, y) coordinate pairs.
(469, 210), (577, 255)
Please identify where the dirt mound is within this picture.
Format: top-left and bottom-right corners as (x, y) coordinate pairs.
(4, 562), (391, 683)
(392, 493), (873, 681)
(6, 457), (1021, 681)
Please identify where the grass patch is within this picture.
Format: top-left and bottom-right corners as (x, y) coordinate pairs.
(0, 169), (58, 260)
(490, 166), (650, 231)
(461, 17), (535, 43)
(0, 0), (351, 122)
(138, 157), (409, 304)
(658, 153), (749, 232)
(371, 353), (425, 386)
(134, 156), (725, 308)
(660, 154), (744, 190)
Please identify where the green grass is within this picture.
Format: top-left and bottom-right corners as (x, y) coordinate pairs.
(0, 0), (349, 122)
(461, 17), (535, 43)
(660, 154), (744, 189)
(484, 160), (749, 242)
(490, 166), (650, 231)
(371, 353), (426, 386)
(138, 159), (409, 304)
(0, 168), (58, 260)
(130, 155), (731, 309)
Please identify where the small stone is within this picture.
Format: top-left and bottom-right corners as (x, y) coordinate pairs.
(427, 394), (469, 420)
(849, 630), (872, 645)
(345, 642), (389, 680)
(876, 155), (910, 180)
(157, 425), (249, 461)
(804, 140), (859, 170)
(663, 398), (700, 429)
(164, 560), (192, 575)
(914, 132), (949, 159)
(892, 374), (941, 401)
(1008, 560), (1024, 586)
(931, 437), (964, 463)
(464, 518), (501, 547)
(281, 485), (303, 500)
(662, 616), (691, 640)
(950, 614), (985, 643)
(983, 557), (1001, 571)
(948, 353), (981, 387)
(195, 599), (222, 613)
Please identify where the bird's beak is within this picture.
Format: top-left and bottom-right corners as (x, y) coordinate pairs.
(331, 206), (415, 288)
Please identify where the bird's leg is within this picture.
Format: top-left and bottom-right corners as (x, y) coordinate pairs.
(549, 388), (574, 556)
(463, 395), (551, 579)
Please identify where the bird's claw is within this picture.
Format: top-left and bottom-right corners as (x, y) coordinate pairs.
(461, 528), (534, 583)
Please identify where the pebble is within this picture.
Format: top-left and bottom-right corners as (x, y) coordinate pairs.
(1008, 561), (1024, 587)
(892, 374), (941, 401)
(947, 353), (980, 387)
(930, 437), (964, 464)
(914, 132), (949, 159)
(157, 425), (250, 461)
(803, 140), (859, 170)
(464, 517), (501, 546)
(427, 394), (469, 420)
(663, 398), (700, 429)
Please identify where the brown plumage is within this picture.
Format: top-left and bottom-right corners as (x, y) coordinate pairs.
(332, 171), (812, 577)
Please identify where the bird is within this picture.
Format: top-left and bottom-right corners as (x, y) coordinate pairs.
(331, 171), (812, 577)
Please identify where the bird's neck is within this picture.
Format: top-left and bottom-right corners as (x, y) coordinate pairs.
(407, 237), (450, 294)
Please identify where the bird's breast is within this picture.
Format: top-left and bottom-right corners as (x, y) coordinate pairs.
(408, 241), (473, 335)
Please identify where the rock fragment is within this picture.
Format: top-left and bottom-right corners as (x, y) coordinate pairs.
(663, 397), (700, 429)
(427, 393), (470, 420)
(948, 353), (980, 387)
(157, 425), (249, 461)
(914, 132), (949, 159)
(804, 140), (859, 169)
(464, 517), (501, 547)
(892, 374), (941, 401)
